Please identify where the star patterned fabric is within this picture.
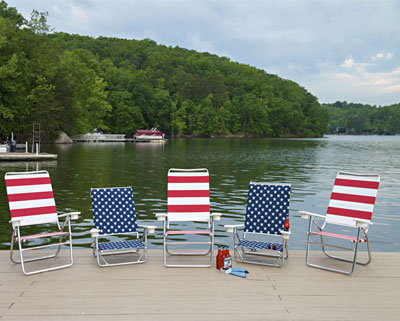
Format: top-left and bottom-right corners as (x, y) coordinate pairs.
(244, 183), (291, 235)
(91, 187), (138, 235)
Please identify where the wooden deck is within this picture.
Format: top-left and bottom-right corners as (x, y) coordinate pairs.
(0, 250), (398, 320)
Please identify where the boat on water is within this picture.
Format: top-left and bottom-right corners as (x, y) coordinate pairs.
(133, 127), (165, 142)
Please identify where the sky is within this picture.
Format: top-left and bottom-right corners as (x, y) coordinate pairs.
(6, 0), (400, 106)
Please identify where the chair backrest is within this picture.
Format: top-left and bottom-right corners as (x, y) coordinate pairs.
(244, 182), (291, 235)
(167, 168), (210, 222)
(5, 171), (59, 227)
(91, 187), (137, 236)
(326, 172), (380, 227)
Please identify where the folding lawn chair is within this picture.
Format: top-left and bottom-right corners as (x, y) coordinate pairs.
(300, 171), (380, 275)
(225, 182), (291, 267)
(5, 170), (80, 275)
(156, 168), (222, 267)
(90, 187), (156, 267)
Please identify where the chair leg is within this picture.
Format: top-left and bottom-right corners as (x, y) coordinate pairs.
(14, 221), (74, 276)
(306, 227), (369, 275)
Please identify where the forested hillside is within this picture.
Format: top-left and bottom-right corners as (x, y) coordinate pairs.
(325, 101), (400, 135)
(0, 1), (328, 141)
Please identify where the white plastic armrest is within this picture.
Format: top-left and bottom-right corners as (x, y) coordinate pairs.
(155, 213), (167, 221)
(224, 224), (244, 233)
(354, 218), (372, 228)
(90, 228), (101, 238)
(299, 211), (326, 220)
(211, 212), (222, 221)
(281, 230), (291, 240)
(138, 225), (157, 234)
(9, 217), (23, 228)
(58, 212), (81, 220)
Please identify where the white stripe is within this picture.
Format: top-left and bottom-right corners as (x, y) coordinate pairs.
(168, 212), (210, 222)
(168, 172), (209, 177)
(332, 185), (377, 197)
(325, 214), (370, 228)
(9, 198), (56, 210)
(328, 200), (373, 213)
(6, 184), (53, 195)
(12, 213), (59, 227)
(336, 173), (380, 182)
(5, 173), (50, 180)
(167, 197), (210, 205)
(168, 183), (209, 191)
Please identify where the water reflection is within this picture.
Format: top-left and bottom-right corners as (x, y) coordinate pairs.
(0, 136), (398, 251)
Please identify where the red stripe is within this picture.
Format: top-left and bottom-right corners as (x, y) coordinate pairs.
(168, 190), (210, 198)
(168, 205), (210, 213)
(330, 192), (376, 205)
(7, 191), (54, 202)
(10, 206), (57, 218)
(334, 178), (379, 189)
(327, 207), (372, 220)
(168, 176), (209, 183)
(5, 177), (51, 187)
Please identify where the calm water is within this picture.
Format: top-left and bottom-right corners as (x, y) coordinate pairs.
(0, 135), (399, 251)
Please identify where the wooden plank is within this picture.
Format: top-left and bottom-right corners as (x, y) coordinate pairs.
(0, 250), (399, 320)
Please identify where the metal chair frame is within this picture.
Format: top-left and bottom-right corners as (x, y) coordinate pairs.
(157, 168), (221, 268)
(226, 182), (291, 268)
(90, 186), (155, 268)
(160, 219), (217, 268)
(6, 170), (80, 275)
(304, 214), (371, 275)
(300, 171), (379, 275)
(92, 231), (149, 267)
(230, 227), (289, 267)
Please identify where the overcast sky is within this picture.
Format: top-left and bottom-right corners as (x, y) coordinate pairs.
(6, 0), (400, 106)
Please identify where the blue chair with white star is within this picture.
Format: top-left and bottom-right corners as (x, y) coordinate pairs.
(225, 182), (291, 267)
(90, 187), (156, 267)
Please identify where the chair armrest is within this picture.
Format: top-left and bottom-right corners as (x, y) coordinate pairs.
(90, 228), (101, 238)
(299, 211), (326, 220)
(281, 230), (291, 240)
(155, 213), (167, 221)
(58, 212), (80, 220)
(9, 217), (23, 228)
(354, 218), (372, 228)
(224, 224), (244, 233)
(211, 212), (222, 221)
(138, 225), (157, 234)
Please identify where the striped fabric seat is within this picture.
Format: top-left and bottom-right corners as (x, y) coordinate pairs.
(309, 231), (367, 243)
(5, 171), (59, 226)
(19, 231), (70, 242)
(167, 169), (210, 222)
(325, 172), (380, 227)
(237, 240), (284, 252)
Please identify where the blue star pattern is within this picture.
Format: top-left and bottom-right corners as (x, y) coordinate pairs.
(237, 240), (284, 252)
(244, 183), (291, 235)
(91, 187), (138, 235)
(98, 240), (144, 251)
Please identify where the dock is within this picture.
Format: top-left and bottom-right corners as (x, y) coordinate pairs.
(0, 152), (57, 161)
(0, 250), (398, 320)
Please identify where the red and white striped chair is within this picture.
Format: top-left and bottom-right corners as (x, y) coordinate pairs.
(156, 168), (221, 267)
(300, 171), (380, 275)
(5, 171), (80, 275)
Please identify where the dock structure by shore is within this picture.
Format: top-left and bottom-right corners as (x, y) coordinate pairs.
(0, 250), (398, 320)
(72, 133), (126, 142)
(0, 152), (57, 161)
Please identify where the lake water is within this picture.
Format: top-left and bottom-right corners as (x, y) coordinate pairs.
(0, 135), (399, 251)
